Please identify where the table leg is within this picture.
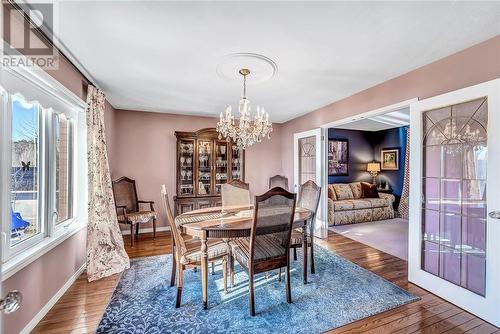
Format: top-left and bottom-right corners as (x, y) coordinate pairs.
(302, 224), (308, 284)
(201, 231), (209, 309)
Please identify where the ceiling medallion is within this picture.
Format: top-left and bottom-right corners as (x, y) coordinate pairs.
(216, 68), (273, 149)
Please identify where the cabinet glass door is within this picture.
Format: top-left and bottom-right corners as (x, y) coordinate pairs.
(178, 140), (194, 196)
(231, 146), (244, 181)
(215, 141), (228, 194)
(197, 141), (212, 195)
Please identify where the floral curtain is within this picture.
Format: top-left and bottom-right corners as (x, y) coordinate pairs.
(86, 85), (130, 282)
(398, 128), (410, 219)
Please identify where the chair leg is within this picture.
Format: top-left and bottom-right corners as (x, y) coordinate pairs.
(153, 218), (156, 239)
(285, 265), (292, 304)
(170, 246), (176, 287)
(211, 262), (215, 275)
(278, 267), (282, 282)
(229, 254), (235, 288)
(249, 270), (255, 316)
(175, 265), (184, 308)
(310, 242), (316, 274)
(130, 224), (134, 247)
(293, 247), (297, 261)
(136, 223), (140, 240)
(222, 258), (228, 293)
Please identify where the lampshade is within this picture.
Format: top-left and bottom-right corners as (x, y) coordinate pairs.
(367, 162), (381, 173)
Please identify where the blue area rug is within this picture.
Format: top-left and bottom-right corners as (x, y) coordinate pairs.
(97, 246), (418, 333)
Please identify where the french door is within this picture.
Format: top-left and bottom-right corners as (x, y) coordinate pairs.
(409, 79), (500, 326)
(293, 128), (327, 238)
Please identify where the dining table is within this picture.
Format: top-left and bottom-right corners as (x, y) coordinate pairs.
(175, 204), (313, 309)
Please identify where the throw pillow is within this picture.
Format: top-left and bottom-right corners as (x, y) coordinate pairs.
(349, 182), (362, 199)
(361, 182), (379, 198)
(333, 184), (354, 200)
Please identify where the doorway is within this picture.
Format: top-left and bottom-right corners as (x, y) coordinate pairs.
(325, 105), (411, 260)
(293, 128), (327, 238)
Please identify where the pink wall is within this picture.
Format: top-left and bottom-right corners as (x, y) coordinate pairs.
(3, 230), (87, 334)
(280, 35), (500, 187)
(111, 109), (283, 229)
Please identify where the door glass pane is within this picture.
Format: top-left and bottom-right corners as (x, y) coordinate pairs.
(55, 113), (72, 223)
(298, 135), (316, 185)
(422, 97), (487, 296)
(10, 95), (41, 246)
(198, 141), (211, 195)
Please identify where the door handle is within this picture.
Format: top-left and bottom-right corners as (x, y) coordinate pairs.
(0, 290), (22, 314)
(488, 211), (500, 219)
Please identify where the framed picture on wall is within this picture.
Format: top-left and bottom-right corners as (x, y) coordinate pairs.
(381, 148), (399, 170)
(328, 139), (349, 176)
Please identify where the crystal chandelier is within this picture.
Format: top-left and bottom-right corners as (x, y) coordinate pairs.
(216, 68), (273, 149)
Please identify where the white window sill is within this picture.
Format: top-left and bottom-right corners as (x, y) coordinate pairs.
(2, 222), (87, 281)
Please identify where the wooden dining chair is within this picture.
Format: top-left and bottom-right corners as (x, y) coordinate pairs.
(269, 175), (289, 191)
(221, 180), (251, 207)
(229, 187), (297, 316)
(289, 180), (321, 281)
(160, 185), (229, 308)
(112, 177), (156, 247)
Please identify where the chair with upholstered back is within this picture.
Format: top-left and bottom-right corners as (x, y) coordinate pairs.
(290, 180), (321, 281)
(221, 180), (251, 207)
(161, 185), (228, 308)
(229, 187), (296, 316)
(112, 176), (156, 247)
(269, 175), (289, 191)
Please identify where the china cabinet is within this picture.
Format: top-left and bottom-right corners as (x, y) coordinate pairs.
(174, 128), (245, 215)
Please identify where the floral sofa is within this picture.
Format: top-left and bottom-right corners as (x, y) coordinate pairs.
(328, 182), (395, 226)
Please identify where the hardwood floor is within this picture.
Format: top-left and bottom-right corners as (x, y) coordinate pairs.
(32, 231), (498, 333)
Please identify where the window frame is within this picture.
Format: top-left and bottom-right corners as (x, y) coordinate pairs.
(0, 62), (87, 278)
(6, 94), (47, 254)
(50, 110), (75, 228)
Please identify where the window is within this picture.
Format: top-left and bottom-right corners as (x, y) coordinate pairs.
(6, 93), (76, 255)
(10, 95), (42, 246)
(1, 64), (86, 269)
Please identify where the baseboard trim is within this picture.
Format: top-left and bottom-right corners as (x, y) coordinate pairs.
(121, 226), (170, 235)
(20, 263), (86, 334)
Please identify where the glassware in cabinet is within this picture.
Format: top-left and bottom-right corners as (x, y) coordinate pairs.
(231, 146), (244, 181)
(197, 140), (212, 195)
(215, 141), (229, 194)
(178, 140), (194, 196)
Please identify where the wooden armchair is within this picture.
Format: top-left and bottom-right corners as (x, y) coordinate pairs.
(269, 175), (289, 191)
(160, 185), (228, 308)
(229, 187), (297, 316)
(221, 180), (251, 207)
(289, 180), (321, 283)
(112, 177), (157, 247)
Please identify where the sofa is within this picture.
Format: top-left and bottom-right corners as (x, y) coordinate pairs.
(328, 182), (395, 226)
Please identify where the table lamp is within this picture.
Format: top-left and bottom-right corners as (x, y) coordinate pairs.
(367, 162), (381, 185)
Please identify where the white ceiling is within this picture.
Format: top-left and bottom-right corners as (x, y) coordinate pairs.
(51, 1), (500, 123)
(333, 108), (410, 132)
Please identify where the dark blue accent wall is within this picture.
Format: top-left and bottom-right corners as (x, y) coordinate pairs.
(328, 126), (408, 197)
(328, 129), (373, 184)
(372, 126), (408, 197)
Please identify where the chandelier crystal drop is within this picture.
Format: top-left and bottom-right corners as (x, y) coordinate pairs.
(216, 68), (273, 149)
